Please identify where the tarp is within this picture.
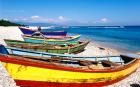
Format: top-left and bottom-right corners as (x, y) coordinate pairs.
(0, 45), (9, 54)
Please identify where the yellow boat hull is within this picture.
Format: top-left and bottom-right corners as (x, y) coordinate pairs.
(0, 55), (140, 87)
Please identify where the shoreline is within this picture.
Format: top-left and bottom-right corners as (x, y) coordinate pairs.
(91, 41), (133, 53)
(77, 38), (134, 57)
(91, 41), (137, 53)
(77, 34), (139, 54)
(76, 41), (122, 57)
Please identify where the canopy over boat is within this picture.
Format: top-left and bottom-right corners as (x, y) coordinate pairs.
(0, 44), (140, 87)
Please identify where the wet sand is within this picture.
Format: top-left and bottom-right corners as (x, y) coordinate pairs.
(76, 42), (122, 57)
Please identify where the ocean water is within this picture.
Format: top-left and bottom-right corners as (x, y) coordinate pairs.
(67, 26), (140, 53)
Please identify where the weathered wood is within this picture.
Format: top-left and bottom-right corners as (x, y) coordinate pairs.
(101, 60), (120, 67)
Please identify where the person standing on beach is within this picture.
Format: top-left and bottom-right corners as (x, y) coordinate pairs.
(31, 26), (44, 37)
(38, 26), (41, 31)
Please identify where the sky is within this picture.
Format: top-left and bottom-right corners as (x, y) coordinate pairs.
(0, 0), (140, 26)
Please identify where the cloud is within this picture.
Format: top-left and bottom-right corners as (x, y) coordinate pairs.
(100, 18), (109, 23)
(29, 15), (67, 23)
(11, 15), (71, 24)
(13, 18), (28, 21)
(93, 18), (110, 24)
(11, 15), (111, 25)
(30, 15), (40, 19)
(58, 16), (64, 20)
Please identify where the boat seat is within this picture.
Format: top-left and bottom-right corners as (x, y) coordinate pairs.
(8, 44), (17, 47)
(78, 41), (83, 44)
(98, 47), (105, 50)
(68, 44), (74, 47)
(79, 60), (98, 66)
(30, 45), (41, 49)
(54, 46), (62, 49)
(21, 44), (30, 49)
(101, 60), (120, 67)
(59, 45), (66, 47)
(88, 64), (104, 69)
(48, 57), (61, 63)
(8, 44), (23, 49)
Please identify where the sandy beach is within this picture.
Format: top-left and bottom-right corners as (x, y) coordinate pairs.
(0, 26), (139, 87)
(0, 26), (24, 46)
(76, 42), (121, 57)
(0, 26), (123, 57)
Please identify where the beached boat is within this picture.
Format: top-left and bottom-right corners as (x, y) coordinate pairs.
(0, 44), (140, 87)
(23, 34), (81, 44)
(19, 26), (67, 36)
(24, 34), (76, 39)
(5, 39), (89, 54)
(5, 45), (120, 59)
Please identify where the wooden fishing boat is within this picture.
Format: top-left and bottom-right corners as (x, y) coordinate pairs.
(23, 34), (81, 44)
(19, 26), (67, 36)
(0, 45), (140, 87)
(5, 45), (120, 59)
(5, 39), (89, 54)
(24, 34), (76, 39)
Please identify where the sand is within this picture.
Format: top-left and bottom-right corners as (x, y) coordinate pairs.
(106, 67), (140, 87)
(0, 26), (24, 45)
(76, 42), (121, 57)
(0, 62), (17, 87)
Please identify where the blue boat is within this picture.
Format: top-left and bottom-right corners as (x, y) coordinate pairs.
(4, 45), (122, 61)
(19, 26), (67, 36)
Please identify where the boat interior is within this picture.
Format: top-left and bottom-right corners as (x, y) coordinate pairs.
(5, 39), (87, 49)
(0, 45), (137, 70)
(23, 34), (76, 40)
(2, 54), (137, 70)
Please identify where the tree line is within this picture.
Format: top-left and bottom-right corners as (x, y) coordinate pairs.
(0, 19), (24, 26)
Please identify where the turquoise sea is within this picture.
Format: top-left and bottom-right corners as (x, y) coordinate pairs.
(67, 26), (140, 53)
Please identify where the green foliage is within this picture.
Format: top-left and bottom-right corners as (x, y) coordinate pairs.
(0, 19), (24, 26)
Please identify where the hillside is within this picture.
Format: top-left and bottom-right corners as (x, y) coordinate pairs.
(0, 19), (24, 26)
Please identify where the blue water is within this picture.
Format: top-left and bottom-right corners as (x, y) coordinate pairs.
(67, 26), (140, 52)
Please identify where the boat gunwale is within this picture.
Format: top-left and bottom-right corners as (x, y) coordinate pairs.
(0, 53), (139, 73)
(19, 26), (67, 32)
(19, 27), (35, 31)
(5, 39), (89, 51)
(23, 35), (80, 42)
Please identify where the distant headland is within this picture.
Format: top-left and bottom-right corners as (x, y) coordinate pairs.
(0, 19), (24, 26)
